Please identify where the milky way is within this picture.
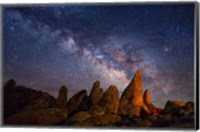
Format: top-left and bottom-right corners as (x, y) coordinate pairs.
(3, 4), (195, 107)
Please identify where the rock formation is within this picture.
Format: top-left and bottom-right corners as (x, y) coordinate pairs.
(143, 89), (157, 114)
(3, 75), (195, 128)
(67, 90), (87, 116)
(98, 85), (119, 114)
(67, 111), (92, 124)
(66, 93), (120, 125)
(78, 95), (90, 111)
(23, 92), (56, 111)
(143, 89), (152, 105)
(4, 79), (16, 89)
(5, 108), (68, 125)
(3, 80), (43, 119)
(73, 114), (121, 126)
(92, 114), (121, 126)
(76, 80), (104, 112)
(119, 70), (150, 117)
(56, 86), (68, 108)
(163, 100), (190, 116)
(4, 84), (68, 125)
(89, 80), (104, 106)
(89, 85), (119, 116)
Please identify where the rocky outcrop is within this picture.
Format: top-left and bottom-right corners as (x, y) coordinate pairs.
(3, 76), (195, 128)
(76, 80), (104, 112)
(67, 111), (92, 124)
(119, 70), (150, 117)
(4, 79), (16, 89)
(23, 93), (56, 111)
(4, 84), (69, 125)
(56, 86), (68, 108)
(143, 89), (157, 114)
(67, 90), (87, 116)
(89, 85), (119, 116)
(132, 118), (152, 127)
(4, 80), (43, 119)
(79, 95), (90, 111)
(74, 114), (121, 126)
(68, 85), (120, 126)
(143, 89), (152, 105)
(163, 100), (194, 117)
(98, 85), (119, 114)
(184, 101), (194, 116)
(89, 80), (104, 106)
(5, 108), (68, 125)
(163, 100), (187, 115)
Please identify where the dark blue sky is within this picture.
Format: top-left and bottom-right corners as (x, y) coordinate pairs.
(3, 3), (195, 107)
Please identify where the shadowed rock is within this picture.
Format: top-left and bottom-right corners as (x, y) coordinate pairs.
(163, 100), (187, 116)
(143, 89), (157, 114)
(4, 79), (16, 89)
(56, 86), (68, 108)
(5, 108), (68, 125)
(67, 90), (87, 116)
(4, 82), (43, 119)
(119, 70), (150, 117)
(143, 89), (152, 105)
(23, 92), (56, 111)
(89, 85), (119, 116)
(73, 114), (121, 126)
(79, 95), (90, 111)
(132, 118), (152, 127)
(98, 85), (119, 114)
(184, 101), (194, 115)
(67, 111), (92, 124)
(89, 80), (104, 106)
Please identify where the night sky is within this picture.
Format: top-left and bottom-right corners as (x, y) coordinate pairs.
(3, 3), (195, 107)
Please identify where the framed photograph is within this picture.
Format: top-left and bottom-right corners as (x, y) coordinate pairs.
(1, 1), (199, 130)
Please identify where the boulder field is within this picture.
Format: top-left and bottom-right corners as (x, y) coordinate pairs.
(3, 70), (195, 128)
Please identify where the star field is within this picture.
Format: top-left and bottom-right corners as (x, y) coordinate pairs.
(3, 4), (195, 107)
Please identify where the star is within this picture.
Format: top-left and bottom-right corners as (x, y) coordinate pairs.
(3, 4), (195, 107)
(164, 47), (169, 52)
